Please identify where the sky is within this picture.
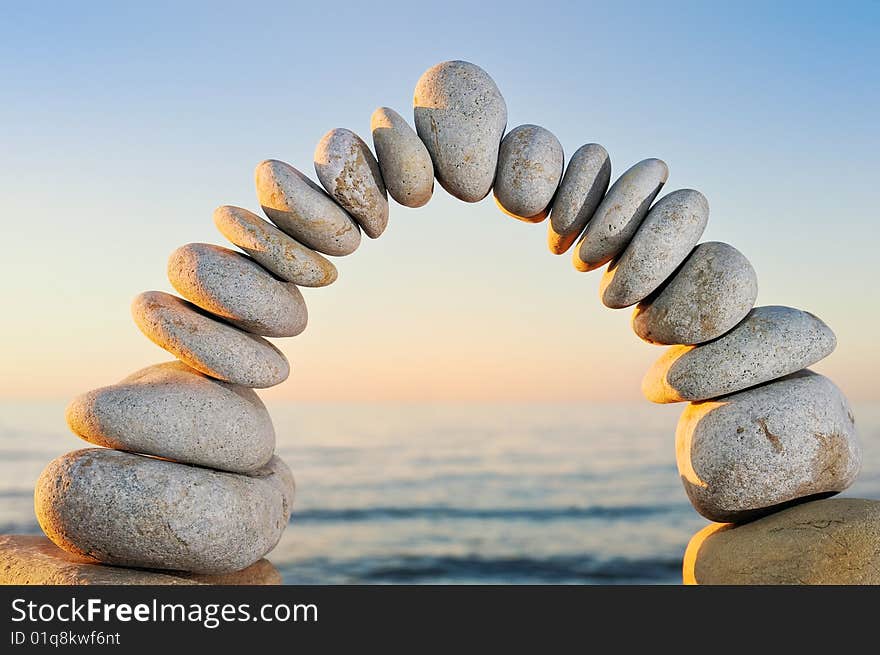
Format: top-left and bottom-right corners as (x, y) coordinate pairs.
(1, 1), (878, 403)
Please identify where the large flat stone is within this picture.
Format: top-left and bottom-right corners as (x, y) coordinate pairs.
(0, 535), (281, 585)
(36, 449), (295, 574)
(683, 498), (880, 585)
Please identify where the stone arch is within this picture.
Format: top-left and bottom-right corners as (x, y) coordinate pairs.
(30, 60), (861, 582)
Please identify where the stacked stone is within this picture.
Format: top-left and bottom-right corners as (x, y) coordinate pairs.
(410, 61), (867, 583)
(29, 179), (355, 581)
(32, 251), (303, 579)
(14, 58), (870, 585)
(26, 87), (408, 583)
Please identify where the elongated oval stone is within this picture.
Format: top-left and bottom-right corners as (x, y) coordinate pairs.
(314, 128), (388, 238)
(548, 144), (611, 254)
(213, 205), (337, 287)
(65, 361), (275, 473)
(371, 107), (434, 208)
(172, 240), (305, 333)
(572, 158), (668, 271)
(632, 242), (757, 345)
(255, 159), (360, 256)
(131, 291), (289, 388)
(643, 306), (836, 403)
(683, 498), (880, 584)
(676, 371), (860, 523)
(493, 124), (564, 222)
(35, 449), (295, 574)
(600, 189), (709, 308)
(413, 60), (507, 202)
(168, 243), (307, 338)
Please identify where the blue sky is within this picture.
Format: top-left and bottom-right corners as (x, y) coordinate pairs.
(1, 1), (878, 401)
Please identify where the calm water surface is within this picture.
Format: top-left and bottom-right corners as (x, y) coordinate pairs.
(2, 401), (877, 584)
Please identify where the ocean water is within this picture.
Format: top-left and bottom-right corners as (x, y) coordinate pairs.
(1, 401), (878, 584)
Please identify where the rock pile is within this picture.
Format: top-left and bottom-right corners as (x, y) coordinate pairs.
(3, 59), (867, 585)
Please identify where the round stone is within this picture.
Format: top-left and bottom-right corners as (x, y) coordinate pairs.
(131, 291), (289, 388)
(632, 241), (757, 345)
(213, 205), (337, 287)
(65, 361), (275, 473)
(168, 243), (307, 338)
(643, 305), (836, 403)
(676, 370), (860, 523)
(255, 159), (361, 256)
(683, 498), (880, 585)
(413, 60), (507, 203)
(572, 158), (668, 272)
(35, 449), (294, 574)
(600, 189), (709, 309)
(370, 107), (434, 208)
(547, 144), (611, 254)
(493, 124), (564, 222)
(314, 128), (389, 239)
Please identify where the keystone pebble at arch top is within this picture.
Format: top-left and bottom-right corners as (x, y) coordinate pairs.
(27, 60), (864, 584)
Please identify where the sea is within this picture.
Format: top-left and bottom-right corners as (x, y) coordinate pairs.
(2, 401), (878, 584)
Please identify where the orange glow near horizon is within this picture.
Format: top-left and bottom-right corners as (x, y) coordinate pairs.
(2, 4), (879, 407)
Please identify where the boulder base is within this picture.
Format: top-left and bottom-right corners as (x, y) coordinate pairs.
(683, 498), (880, 584)
(0, 535), (281, 585)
